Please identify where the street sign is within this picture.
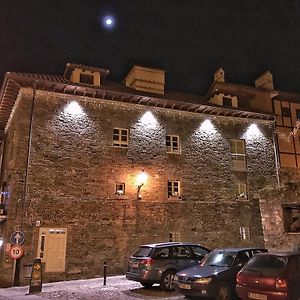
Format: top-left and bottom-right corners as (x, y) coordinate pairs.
(10, 231), (25, 245)
(9, 245), (24, 260)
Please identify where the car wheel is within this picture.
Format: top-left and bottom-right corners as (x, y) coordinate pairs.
(216, 283), (231, 300)
(140, 282), (153, 288)
(160, 270), (176, 291)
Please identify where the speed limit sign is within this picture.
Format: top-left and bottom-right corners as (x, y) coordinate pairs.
(9, 245), (24, 260)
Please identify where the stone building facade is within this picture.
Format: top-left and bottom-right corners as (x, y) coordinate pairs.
(0, 64), (277, 287)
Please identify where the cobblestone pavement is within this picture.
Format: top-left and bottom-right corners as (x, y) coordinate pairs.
(0, 276), (189, 300)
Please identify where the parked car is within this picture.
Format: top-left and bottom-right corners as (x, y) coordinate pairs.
(174, 247), (267, 300)
(236, 251), (300, 300)
(125, 242), (210, 291)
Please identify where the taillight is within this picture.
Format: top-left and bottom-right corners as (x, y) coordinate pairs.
(141, 258), (153, 266)
(236, 271), (242, 284)
(275, 278), (288, 289)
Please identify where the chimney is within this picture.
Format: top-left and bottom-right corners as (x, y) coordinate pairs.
(255, 71), (274, 90)
(125, 65), (165, 95)
(214, 67), (225, 82)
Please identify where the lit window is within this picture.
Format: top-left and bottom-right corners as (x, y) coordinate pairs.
(168, 181), (180, 197)
(236, 183), (247, 199)
(282, 107), (291, 118)
(283, 205), (300, 233)
(113, 128), (128, 147)
(166, 135), (180, 154)
(80, 73), (94, 85)
(239, 227), (250, 241)
(116, 183), (125, 195)
(230, 139), (246, 161)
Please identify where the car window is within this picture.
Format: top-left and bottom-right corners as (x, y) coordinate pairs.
(244, 255), (288, 276)
(133, 247), (153, 257)
(172, 246), (192, 258)
(191, 246), (209, 257)
(154, 247), (170, 258)
(201, 251), (236, 267)
(235, 251), (250, 265)
(251, 249), (267, 256)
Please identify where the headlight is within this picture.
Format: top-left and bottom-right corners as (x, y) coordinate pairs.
(173, 275), (178, 282)
(195, 277), (212, 284)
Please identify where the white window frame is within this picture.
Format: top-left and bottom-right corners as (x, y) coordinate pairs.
(166, 135), (180, 154)
(168, 180), (181, 197)
(237, 183), (247, 199)
(230, 139), (246, 161)
(239, 226), (250, 241)
(113, 128), (128, 148)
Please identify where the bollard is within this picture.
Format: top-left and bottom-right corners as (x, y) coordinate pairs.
(103, 261), (107, 286)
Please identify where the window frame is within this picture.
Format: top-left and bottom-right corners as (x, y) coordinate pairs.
(80, 73), (94, 85)
(283, 205), (300, 233)
(282, 107), (291, 118)
(239, 226), (251, 241)
(113, 128), (129, 148)
(115, 183), (125, 196)
(168, 180), (181, 197)
(230, 139), (246, 161)
(222, 96), (232, 108)
(166, 135), (181, 154)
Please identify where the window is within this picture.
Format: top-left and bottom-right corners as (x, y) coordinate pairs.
(116, 183), (125, 195)
(113, 128), (128, 147)
(168, 181), (180, 197)
(80, 73), (94, 85)
(283, 205), (300, 233)
(230, 139), (246, 171)
(236, 183), (247, 199)
(239, 226), (250, 241)
(169, 232), (181, 242)
(223, 96), (232, 107)
(172, 246), (192, 258)
(296, 109), (300, 121)
(282, 107), (291, 118)
(166, 135), (180, 154)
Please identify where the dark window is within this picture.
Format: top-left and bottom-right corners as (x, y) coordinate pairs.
(296, 109), (300, 121)
(154, 247), (170, 258)
(191, 246), (210, 257)
(243, 255), (287, 276)
(283, 205), (300, 232)
(80, 73), (94, 85)
(282, 107), (291, 118)
(223, 96), (232, 107)
(172, 246), (192, 258)
(133, 247), (153, 257)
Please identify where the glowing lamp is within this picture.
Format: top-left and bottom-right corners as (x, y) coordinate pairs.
(136, 171), (148, 200)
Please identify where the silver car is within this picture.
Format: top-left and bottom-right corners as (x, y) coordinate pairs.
(125, 242), (210, 291)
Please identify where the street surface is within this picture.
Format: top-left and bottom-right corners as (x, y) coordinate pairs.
(0, 275), (190, 300)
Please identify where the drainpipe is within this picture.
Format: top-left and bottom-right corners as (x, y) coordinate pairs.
(20, 80), (38, 228)
(272, 121), (280, 187)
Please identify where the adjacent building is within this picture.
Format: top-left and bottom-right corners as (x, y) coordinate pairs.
(0, 64), (278, 286)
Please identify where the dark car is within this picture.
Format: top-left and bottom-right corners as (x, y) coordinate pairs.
(236, 251), (300, 300)
(174, 247), (267, 300)
(125, 242), (210, 291)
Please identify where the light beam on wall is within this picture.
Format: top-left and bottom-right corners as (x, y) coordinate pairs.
(245, 124), (263, 140)
(64, 101), (85, 118)
(139, 111), (158, 128)
(199, 119), (218, 136)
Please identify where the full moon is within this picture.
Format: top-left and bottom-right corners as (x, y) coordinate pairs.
(103, 16), (115, 29)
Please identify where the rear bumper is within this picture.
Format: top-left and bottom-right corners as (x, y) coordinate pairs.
(236, 284), (288, 300)
(125, 270), (161, 284)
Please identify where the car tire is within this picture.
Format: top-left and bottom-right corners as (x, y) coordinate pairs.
(160, 270), (176, 291)
(140, 282), (153, 288)
(216, 283), (231, 300)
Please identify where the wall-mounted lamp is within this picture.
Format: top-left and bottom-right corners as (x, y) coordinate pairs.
(135, 171), (148, 200)
(0, 238), (3, 247)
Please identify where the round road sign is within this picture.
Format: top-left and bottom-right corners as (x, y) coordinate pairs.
(9, 245), (24, 260)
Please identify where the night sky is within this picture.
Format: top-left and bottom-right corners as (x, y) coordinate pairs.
(1, 0), (300, 95)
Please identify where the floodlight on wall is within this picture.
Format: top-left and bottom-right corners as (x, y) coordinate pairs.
(135, 170), (148, 200)
(0, 238), (3, 247)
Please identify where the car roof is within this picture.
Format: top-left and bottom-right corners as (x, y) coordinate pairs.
(212, 247), (267, 253)
(255, 251), (300, 257)
(139, 242), (206, 248)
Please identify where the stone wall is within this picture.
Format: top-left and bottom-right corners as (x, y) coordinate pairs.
(0, 88), (278, 286)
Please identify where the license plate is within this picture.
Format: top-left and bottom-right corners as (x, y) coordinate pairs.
(178, 283), (191, 290)
(131, 263), (139, 268)
(248, 292), (267, 300)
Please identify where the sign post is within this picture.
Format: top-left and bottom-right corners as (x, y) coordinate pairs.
(29, 258), (42, 294)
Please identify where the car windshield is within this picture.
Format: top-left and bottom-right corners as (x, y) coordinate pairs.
(243, 255), (288, 276)
(133, 247), (152, 257)
(201, 251), (235, 267)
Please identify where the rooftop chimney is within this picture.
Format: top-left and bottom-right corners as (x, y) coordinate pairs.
(255, 71), (274, 90)
(214, 67), (225, 82)
(125, 65), (165, 95)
